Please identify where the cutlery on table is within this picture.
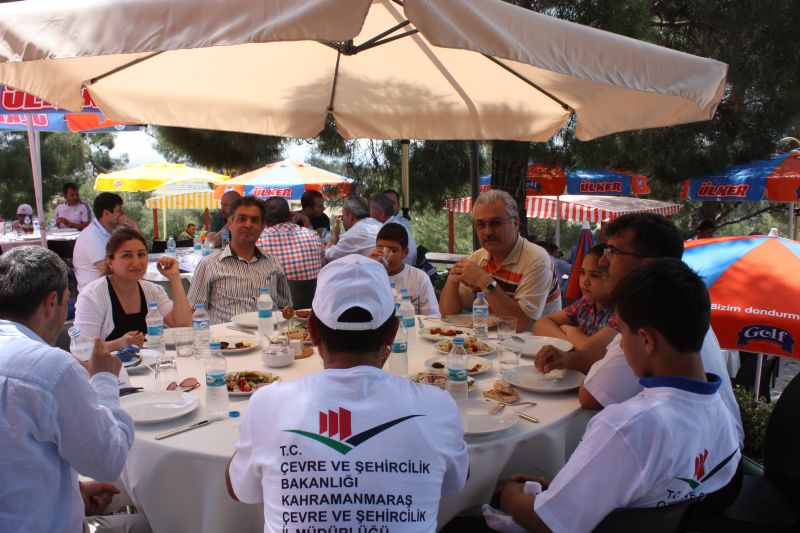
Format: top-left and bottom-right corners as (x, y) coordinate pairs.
(119, 387), (144, 397)
(155, 416), (225, 440)
(226, 324), (256, 335)
(417, 316), (424, 329)
(518, 412), (540, 423)
(487, 402), (506, 415)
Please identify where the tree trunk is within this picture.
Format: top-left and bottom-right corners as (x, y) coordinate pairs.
(491, 140), (530, 238)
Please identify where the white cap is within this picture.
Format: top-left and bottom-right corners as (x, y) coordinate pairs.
(312, 254), (395, 331)
(16, 204), (33, 216)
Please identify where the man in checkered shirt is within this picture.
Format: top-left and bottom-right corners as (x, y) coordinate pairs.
(256, 197), (325, 281)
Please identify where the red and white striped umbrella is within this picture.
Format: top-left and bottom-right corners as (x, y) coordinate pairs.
(443, 195), (681, 222)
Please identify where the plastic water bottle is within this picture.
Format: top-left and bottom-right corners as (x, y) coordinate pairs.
(221, 227), (230, 248)
(390, 282), (400, 314)
(193, 234), (202, 255)
(386, 320), (408, 377)
(472, 291), (489, 340)
(398, 294), (416, 330)
(32, 215), (40, 235)
(202, 238), (213, 256)
(192, 303), (211, 359)
(446, 337), (469, 401)
(4, 221), (11, 236)
(145, 301), (165, 354)
(68, 326), (93, 361)
(166, 235), (177, 258)
(257, 287), (275, 344)
(205, 341), (229, 416)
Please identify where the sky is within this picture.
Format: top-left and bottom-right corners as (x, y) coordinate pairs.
(109, 130), (311, 168)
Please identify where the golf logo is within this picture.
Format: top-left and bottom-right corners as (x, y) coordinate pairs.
(285, 407), (422, 455)
(675, 448), (738, 490)
(737, 324), (794, 354)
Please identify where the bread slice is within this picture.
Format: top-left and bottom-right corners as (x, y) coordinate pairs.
(483, 379), (519, 403)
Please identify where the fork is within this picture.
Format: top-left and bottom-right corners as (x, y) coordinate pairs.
(496, 400), (537, 407)
(487, 402), (506, 415)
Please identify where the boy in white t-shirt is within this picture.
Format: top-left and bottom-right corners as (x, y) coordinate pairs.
(226, 254), (468, 533)
(499, 259), (741, 532)
(369, 222), (440, 317)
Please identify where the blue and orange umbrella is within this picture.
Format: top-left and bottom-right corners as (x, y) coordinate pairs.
(216, 159), (356, 201)
(478, 164), (650, 197)
(683, 231), (800, 360)
(563, 223), (596, 300)
(680, 149), (800, 202)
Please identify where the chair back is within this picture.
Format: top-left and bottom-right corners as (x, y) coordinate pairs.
(764, 371), (800, 507)
(151, 240), (167, 254)
(176, 239), (193, 248)
(47, 239), (76, 260)
(288, 279), (317, 310)
(55, 320), (73, 352)
(592, 498), (695, 533)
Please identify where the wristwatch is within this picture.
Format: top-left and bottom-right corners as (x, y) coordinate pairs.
(484, 279), (498, 294)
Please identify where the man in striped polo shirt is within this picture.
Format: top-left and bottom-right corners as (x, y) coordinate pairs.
(439, 190), (560, 332)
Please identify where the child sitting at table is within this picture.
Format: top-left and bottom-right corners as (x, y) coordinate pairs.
(532, 243), (616, 351)
(498, 259), (741, 532)
(368, 222), (440, 317)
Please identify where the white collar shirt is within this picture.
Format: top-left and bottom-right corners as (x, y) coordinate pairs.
(73, 219), (111, 291)
(53, 201), (91, 228)
(325, 217), (383, 262)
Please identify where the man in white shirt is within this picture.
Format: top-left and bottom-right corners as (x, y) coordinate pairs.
(325, 196), (383, 261)
(52, 182), (91, 230)
(227, 254), (469, 532)
(534, 213), (743, 446)
(500, 260), (741, 532)
(370, 193), (417, 265)
(0, 246), (135, 532)
(439, 190), (560, 331)
(72, 192), (140, 291)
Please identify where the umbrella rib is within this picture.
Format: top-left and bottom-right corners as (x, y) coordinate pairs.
(327, 49), (342, 113)
(482, 55), (573, 113)
(89, 51), (164, 85)
(356, 29), (419, 53)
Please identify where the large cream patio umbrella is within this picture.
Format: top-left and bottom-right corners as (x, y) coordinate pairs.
(0, 0), (727, 142)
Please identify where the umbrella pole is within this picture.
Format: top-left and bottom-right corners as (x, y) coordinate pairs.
(152, 208), (159, 240)
(25, 125), (47, 248)
(205, 208), (210, 231)
(754, 352), (764, 402)
(448, 210), (454, 253)
(401, 140), (410, 220)
(555, 195), (561, 248)
(789, 203), (796, 240)
(163, 207), (167, 240)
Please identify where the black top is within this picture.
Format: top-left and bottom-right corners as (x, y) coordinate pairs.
(310, 212), (330, 230)
(105, 277), (148, 342)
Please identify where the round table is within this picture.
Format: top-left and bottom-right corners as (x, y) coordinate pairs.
(0, 230), (79, 253)
(122, 321), (592, 532)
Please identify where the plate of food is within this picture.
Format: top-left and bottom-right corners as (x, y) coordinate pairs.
(441, 314), (499, 328)
(412, 372), (476, 392)
(424, 355), (492, 375)
(212, 336), (260, 354)
(120, 391), (199, 423)
(293, 309), (312, 322)
(457, 399), (518, 435)
(225, 370), (281, 396)
(435, 338), (496, 357)
(516, 334), (574, 357)
(501, 365), (584, 393)
(418, 326), (473, 342)
(231, 312), (258, 329)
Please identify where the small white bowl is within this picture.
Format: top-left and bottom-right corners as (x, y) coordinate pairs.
(262, 346), (293, 368)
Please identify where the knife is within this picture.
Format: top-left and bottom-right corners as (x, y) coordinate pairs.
(518, 412), (540, 423)
(154, 416), (225, 440)
(226, 324), (256, 335)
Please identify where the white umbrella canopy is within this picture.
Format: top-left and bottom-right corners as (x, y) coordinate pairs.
(0, 0), (727, 141)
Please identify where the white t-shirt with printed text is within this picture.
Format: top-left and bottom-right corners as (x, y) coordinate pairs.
(535, 374), (741, 533)
(388, 265), (440, 317)
(229, 366), (468, 533)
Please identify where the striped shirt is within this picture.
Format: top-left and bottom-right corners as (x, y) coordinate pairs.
(256, 222), (325, 281)
(188, 245), (291, 324)
(458, 236), (561, 325)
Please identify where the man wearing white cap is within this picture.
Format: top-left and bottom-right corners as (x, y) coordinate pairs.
(227, 254), (469, 532)
(11, 203), (33, 232)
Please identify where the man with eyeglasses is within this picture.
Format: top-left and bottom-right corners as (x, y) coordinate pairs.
(439, 190), (560, 331)
(535, 213), (743, 447)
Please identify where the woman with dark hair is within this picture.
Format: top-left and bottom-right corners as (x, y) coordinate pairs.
(75, 227), (192, 351)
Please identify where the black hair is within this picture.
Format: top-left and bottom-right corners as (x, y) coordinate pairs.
(310, 309), (396, 354)
(264, 197), (291, 224)
(603, 213), (684, 259)
(62, 182), (78, 195)
(230, 196), (266, 222)
(382, 189), (400, 202)
(585, 243), (608, 260)
(612, 258), (709, 353)
(370, 194), (395, 217)
(93, 192), (123, 220)
(376, 222), (408, 250)
(301, 189), (323, 209)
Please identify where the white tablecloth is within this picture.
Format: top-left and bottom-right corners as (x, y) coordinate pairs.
(0, 230), (79, 253)
(123, 321), (591, 532)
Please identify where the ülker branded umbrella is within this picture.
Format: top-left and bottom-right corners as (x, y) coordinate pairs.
(216, 160), (355, 201)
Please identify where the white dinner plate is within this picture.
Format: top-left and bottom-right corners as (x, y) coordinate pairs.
(424, 355), (492, 375)
(115, 349), (159, 374)
(411, 372), (477, 393)
(418, 326), (474, 342)
(120, 391), (199, 423)
(516, 334), (574, 357)
(212, 336), (261, 355)
(441, 314), (499, 328)
(231, 312), (258, 329)
(435, 338), (496, 357)
(457, 399), (518, 435)
(501, 365), (584, 393)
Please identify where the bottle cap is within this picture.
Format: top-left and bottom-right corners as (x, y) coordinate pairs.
(229, 410), (240, 418)
(195, 303), (205, 310)
(209, 341), (222, 350)
(476, 291), (485, 297)
(453, 336), (465, 344)
(260, 287), (269, 293)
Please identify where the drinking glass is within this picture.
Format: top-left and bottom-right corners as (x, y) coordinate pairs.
(498, 340), (522, 377)
(153, 355), (179, 392)
(497, 316), (518, 341)
(173, 328), (194, 358)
